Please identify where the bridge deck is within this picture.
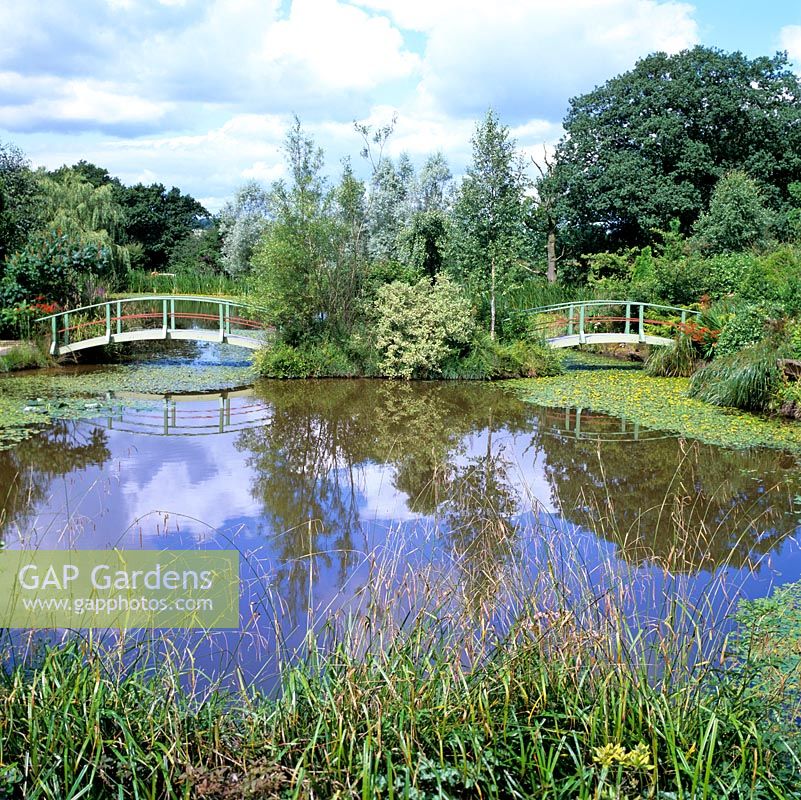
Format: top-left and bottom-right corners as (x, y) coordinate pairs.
(38, 295), (269, 356)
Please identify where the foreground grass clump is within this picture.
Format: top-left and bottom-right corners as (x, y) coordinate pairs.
(0, 602), (798, 799)
(511, 365), (801, 453)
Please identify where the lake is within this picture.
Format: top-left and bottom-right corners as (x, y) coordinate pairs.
(2, 344), (800, 689)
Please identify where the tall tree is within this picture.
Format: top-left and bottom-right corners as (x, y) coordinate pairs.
(449, 110), (531, 338)
(0, 141), (41, 268)
(120, 183), (209, 270)
(252, 119), (368, 343)
(545, 47), (801, 260)
(218, 181), (271, 276)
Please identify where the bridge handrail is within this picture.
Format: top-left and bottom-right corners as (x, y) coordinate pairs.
(36, 294), (271, 323)
(516, 300), (701, 317)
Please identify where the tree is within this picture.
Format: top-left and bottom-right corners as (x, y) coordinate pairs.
(252, 119), (368, 343)
(120, 183), (209, 270)
(0, 141), (42, 267)
(218, 181), (271, 276)
(449, 110), (532, 338)
(545, 47), (801, 260)
(692, 171), (774, 253)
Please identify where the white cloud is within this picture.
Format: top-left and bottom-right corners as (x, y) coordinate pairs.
(0, 72), (173, 133)
(354, 0), (698, 119)
(780, 25), (801, 66)
(259, 0), (419, 91)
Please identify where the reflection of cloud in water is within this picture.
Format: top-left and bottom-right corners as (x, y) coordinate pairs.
(119, 433), (262, 537)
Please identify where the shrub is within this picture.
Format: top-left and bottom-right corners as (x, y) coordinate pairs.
(645, 335), (698, 377)
(372, 276), (476, 379)
(715, 305), (771, 357)
(253, 341), (359, 378)
(253, 342), (312, 378)
(1, 229), (118, 308)
(689, 339), (785, 412)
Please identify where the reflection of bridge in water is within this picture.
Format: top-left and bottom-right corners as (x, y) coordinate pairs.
(98, 389), (270, 436)
(542, 407), (673, 443)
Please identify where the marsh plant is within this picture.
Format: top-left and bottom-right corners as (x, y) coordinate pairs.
(1, 482), (800, 799)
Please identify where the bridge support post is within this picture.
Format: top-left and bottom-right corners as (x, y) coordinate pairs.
(568, 304), (574, 336)
(578, 305), (586, 344)
(225, 304), (231, 336)
(116, 301), (122, 335)
(63, 313), (70, 346)
(219, 303), (225, 342)
(625, 303), (631, 335)
(51, 317), (59, 356)
(170, 298), (175, 332)
(162, 299), (168, 336)
(638, 304), (645, 343)
(105, 303), (111, 343)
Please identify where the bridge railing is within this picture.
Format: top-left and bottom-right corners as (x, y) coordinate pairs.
(37, 295), (271, 354)
(517, 300), (700, 345)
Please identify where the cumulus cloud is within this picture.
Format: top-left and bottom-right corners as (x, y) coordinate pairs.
(0, 0), (702, 206)
(354, 0), (699, 120)
(780, 25), (801, 66)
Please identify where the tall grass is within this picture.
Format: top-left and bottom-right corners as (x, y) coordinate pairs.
(689, 338), (785, 411)
(1, 487), (799, 798)
(124, 270), (249, 298)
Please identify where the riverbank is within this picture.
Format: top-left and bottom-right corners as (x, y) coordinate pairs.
(510, 364), (801, 454)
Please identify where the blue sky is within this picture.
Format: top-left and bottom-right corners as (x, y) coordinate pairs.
(1, 0), (800, 211)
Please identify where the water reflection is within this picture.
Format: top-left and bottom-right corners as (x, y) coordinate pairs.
(532, 407), (801, 572)
(1, 377), (800, 686)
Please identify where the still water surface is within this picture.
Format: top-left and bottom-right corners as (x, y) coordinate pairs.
(2, 347), (801, 687)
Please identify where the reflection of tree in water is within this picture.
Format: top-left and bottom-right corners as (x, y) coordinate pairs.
(443, 419), (520, 614)
(236, 380), (535, 616)
(532, 407), (801, 572)
(0, 422), (111, 542)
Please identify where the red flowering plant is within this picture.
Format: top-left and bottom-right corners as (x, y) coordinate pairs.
(677, 318), (720, 360)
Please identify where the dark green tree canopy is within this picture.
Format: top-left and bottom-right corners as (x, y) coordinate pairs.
(120, 183), (209, 269)
(546, 47), (801, 257)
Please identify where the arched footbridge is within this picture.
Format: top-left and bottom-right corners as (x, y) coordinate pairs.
(520, 300), (700, 348)
(38, 295), (271, 356)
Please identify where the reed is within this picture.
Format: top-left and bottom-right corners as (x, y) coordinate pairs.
(0, 486), (799, 799)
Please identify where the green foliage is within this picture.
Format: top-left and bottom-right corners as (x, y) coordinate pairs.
(0, 228), (113, 308)
(120, 182), (209, 270)
(0, 140), (42, 266)
(692, 170), (774, 253)
(449, 110), (533, 336)
(373, 276), (476, 378)
(252, 120), (367, 345)
(546, 47), (801, 258)
(0, 341), (50, 372)
(253, 340), (358, 378)
(645, 335), (698, 377)
(714, 304), (771, 357)
(166, 224), (222, 276)
(689, 339), (785, 411)
(446, 336), (564, 379)
(703, 251), (758, 297)
(739, 246), (801, 313)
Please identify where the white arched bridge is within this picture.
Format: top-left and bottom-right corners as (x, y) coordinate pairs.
(38, 295), (270, 356)
(520, 300), (700, 348)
